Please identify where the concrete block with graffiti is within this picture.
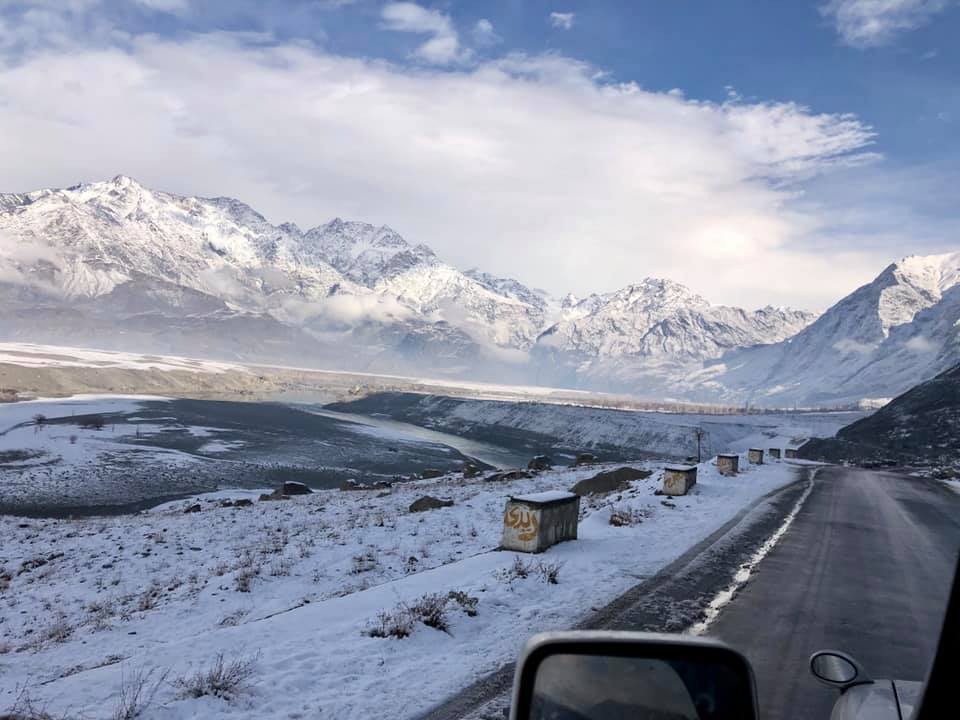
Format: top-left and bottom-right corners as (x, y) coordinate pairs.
(500, 491), (580, 553)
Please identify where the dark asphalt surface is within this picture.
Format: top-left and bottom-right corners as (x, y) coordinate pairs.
(708, 467), (960, 720)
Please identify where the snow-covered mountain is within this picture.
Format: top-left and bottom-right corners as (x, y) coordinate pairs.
(4, 175), (951, 407)
(707, 252), (960, 406)
(302, 219), (438, 287)
(537, 279), (814, 360)
(0, 176), (548, 371)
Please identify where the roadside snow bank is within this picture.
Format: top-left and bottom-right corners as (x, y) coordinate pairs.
(0, 456), (802, 719)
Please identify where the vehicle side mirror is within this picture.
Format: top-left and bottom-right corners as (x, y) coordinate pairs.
(809, 650), (872, 691)
(509, 631), (759, 720)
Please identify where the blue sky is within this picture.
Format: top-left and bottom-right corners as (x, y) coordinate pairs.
(0, 0), (957, 309)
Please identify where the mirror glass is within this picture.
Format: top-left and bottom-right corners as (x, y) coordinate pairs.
(810, 653), (857, 684)
(528, 652), (753, 720)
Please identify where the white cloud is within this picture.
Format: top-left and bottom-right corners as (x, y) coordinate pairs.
(820, 0), (950, 48)
(381, 2), (468, 65)
(472, 18), (501, 47)
(549, 12), (575, 30)
(0, 33), (889, 310)
(133, 0), (190, 13)
(905, 335), (937, 352)
(833, 338), (879, 354)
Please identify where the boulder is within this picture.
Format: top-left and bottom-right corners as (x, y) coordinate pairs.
(570, 467), (652, 496)
(409, 495), (455, 513)
(527, 455), (554, 472)
(572, 452), (598, 467)
(421, 468), (444, 479)
(485, 469), (532, 482)
(462, 462), (481, 478)
(183, 503), (202, 513)
(233, 498), (253, 507)
(281, 481), (312, 495)
(259, 491), (288, 501)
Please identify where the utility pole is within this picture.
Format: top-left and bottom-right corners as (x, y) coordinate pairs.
(694, 427), (705, 464)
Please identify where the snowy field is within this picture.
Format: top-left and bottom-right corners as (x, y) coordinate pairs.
(0, 343), (247, 374)
(0, 396), (488, 512)
(329, 392), (861, 461)
(1, 456), (804, 719)
(0, 395), (209, 510)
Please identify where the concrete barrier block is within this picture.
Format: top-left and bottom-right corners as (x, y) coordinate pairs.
(748, 448), (764, 464)
(784, 448), (799, 459)
(501, 491), (580, 553)
(662, 465), (697, 496)
(717, 454), (739, 476)
(768, 448), (782, 459)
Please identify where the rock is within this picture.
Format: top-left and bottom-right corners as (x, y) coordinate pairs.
(462, 462), (481, 478)
(183, 503), (202, 513)
(340, 479), (389, 491)
(409, 495), (455, 513)
(421, 468), (444, 479)
(527, 455), (554, 472)
(570, 467), (652, 496)
(485, 469), (532, 482)
(572, 452), (598, 466)
(281, 481), (312, 495)
(259, 492), (288, 501)
(234, 498), (253, 507)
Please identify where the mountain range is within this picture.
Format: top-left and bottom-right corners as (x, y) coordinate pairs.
(1, 175), (957, 407)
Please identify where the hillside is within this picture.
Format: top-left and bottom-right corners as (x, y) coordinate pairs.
(800, 362), (960, 464)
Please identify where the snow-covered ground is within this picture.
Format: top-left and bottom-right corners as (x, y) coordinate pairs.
(0, 395), (221, 509)
(0, 343), (247, 374)
(0, 395), (494, 510)
(1, 456), (804, 719)
(333, 393), (860, 461)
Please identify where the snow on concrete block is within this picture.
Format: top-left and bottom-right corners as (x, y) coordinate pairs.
(662, 465), (697, 496)
(769, 448), (782, 460)
(784, 448), (799, 459)
(747, 449), (764, 465)
(501, 491), (580, 553)
(717, 454), (739, 476)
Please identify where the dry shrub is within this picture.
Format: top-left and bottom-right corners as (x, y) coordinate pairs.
(217, 609), (249, 627)
(495, 556), (562, 584)
(495, 556), (533, 581)
(367, 608), (416, 639)
(350, 549), (379, 575)
(366, 589), (479, 639)
(447, 590), (479, 617)
(234, 552), (261, 593)
(112, 666), (169, 720)
(175, 652), (258, 700)
(137, 582), (163, 612)
(536, 561), (563, 585)
(609, 506), (651, 527)
(1, 689), (67, 720)
(409, 593), (449, 632)
(42, 613), (74, 645)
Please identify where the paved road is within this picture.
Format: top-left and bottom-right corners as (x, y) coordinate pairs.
(708, 467), (960, 720)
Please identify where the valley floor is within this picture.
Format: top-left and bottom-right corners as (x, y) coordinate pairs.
(1, 456), (803, 719)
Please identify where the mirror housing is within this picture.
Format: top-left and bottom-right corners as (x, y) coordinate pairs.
(809, 650), (873, 691)
(509, 631), (759, 720)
